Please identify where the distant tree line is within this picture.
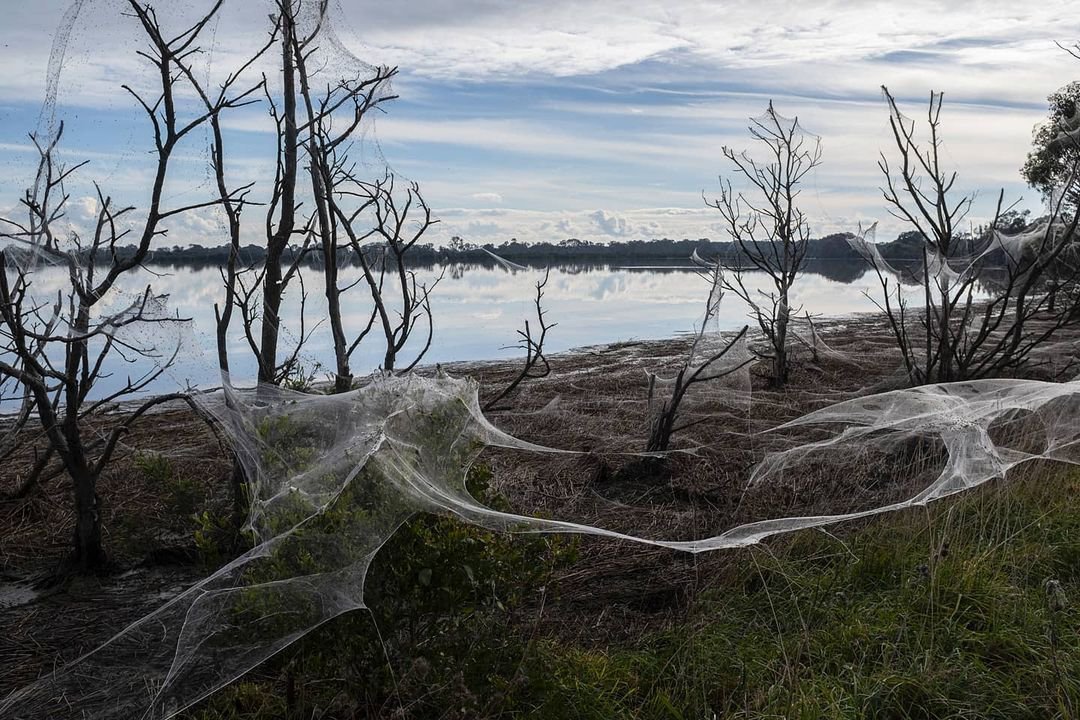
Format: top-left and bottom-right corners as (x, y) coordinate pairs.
(93, 230), (936, 270)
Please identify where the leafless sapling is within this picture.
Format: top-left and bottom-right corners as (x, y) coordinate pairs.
(484, 269), (556, 411)
(862, 87), (1080, 384)
(332, 170), (442, 375)
(707, 102), (822, 387)
(289, 5), (400, 390)
(646, 259), (751, 453)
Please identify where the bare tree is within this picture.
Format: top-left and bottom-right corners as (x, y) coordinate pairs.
(484, 270), (556, 411)
(857, 87), (1080, 384)
(332, 171), (442, 375)
(0, 1), (256, 570)
(289, 5), (400, 391)
(255, 2), (304, 387)
(707, 102), (822, 387)
(212, 1), (435, 393)
(646, 260), (751, 453)
(211, 1), (322, 390)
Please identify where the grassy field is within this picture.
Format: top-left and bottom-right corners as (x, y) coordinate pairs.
(186, 462), (1080, 720)
(521, 469), (1080, 720)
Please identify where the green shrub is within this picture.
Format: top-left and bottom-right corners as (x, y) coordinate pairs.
(192, 510), (239, 568)
(188, 462), (575, 719)
(280, 362), (323, 393)
(135, 451), (206, 517)
(134, 450), (173, 485)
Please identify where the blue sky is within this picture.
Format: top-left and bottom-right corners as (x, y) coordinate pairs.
(1, 0), (1079, 247)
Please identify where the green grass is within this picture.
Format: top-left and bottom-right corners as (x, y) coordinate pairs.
(189, 467), (1080, 719)
(514, 469), (1080, 719)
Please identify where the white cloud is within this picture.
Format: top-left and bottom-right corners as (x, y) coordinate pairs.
(7, 1), (1077, 108)
(0, 0), (1071, 252)
(589, 209), (634, 236)
(71, 195), (100, 221)
(339, 0), (1080, 93)
(429, 207), (734, 246)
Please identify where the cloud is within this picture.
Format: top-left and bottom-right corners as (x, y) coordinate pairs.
(0, 0), (1071, 254)
(338, 0), (1080, 92)
(588, 209), (635, 236)
(8, 1), (1077, 107)
(71, 195), (100, 221)
(463, 220), (503, 236)
(430, 207), (730, 246)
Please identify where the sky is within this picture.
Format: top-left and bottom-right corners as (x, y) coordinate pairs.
(0, 0), (1078, 247)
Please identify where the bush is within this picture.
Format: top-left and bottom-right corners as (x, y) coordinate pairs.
(135, 451), (205, 518)
(188, 464), (576, 719)
(134, 450), (174, 485)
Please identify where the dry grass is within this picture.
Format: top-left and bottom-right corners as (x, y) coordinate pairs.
(0, 407), (231, 574)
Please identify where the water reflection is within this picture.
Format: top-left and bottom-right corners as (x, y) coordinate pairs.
(7, 260), (939, 395)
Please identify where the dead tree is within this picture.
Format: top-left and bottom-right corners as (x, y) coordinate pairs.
(203, 5), (324, 397)
(289, 7), (398, 391)
(646, 260), (751, 453)
(207, 2), (321, 390)
(706, 101), (822, 387)
(213, 2), (433, 392)
(860, 87), (1080, 384)
(332, 171), (442, 374)
(0, 0), (258, 570)
(484, 270), (556, 411)
(255, 3), (303, 387)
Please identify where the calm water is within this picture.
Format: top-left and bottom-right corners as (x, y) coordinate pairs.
(7, 260), (933, 399)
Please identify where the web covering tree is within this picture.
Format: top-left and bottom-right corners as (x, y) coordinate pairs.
(707, 102), (822, 387)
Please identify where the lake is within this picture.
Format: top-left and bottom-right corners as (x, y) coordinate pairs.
(4, 259), (935, 400)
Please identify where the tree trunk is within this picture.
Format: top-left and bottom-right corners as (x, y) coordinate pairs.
(646, 401), (675, 453)
(294, 41), (352, 395)
(938, 284), (953, 382)
(259, 245), (284, 385)
(333, 371), (352, 394)
(774, 343), (788, 386)
(260, 12), (299, 386)
(774, 292), (790, 386)
(71, 464), (107, 571)
(65, 302), (107, 571)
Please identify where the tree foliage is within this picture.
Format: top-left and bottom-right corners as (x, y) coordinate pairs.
(1022, 81), (1080, 204)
